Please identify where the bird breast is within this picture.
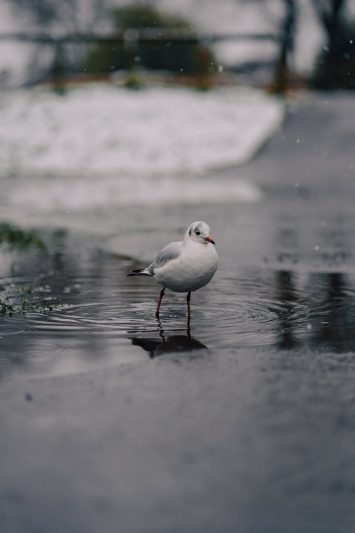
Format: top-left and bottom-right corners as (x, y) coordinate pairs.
(154, 243), (218, 293)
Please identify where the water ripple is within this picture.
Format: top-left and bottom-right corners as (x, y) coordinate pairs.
(1, 255), (355, 379)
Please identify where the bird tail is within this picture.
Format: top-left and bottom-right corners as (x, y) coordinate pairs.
(127, 268), (151, 277)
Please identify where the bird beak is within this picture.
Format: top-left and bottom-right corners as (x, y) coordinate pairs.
(204, 235), (215, 245)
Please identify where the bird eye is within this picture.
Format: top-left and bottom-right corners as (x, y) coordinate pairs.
(195, 230), (200, 235)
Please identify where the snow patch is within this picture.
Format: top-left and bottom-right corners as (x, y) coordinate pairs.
(0, 84), (283, 210)
(0, 84), (283, 176)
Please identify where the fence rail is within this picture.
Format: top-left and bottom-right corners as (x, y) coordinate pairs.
(0, 30), (279, 45)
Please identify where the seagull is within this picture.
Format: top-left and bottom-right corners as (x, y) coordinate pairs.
(128, 221), (218, 321)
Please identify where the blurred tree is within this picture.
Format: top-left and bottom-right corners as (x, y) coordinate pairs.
(271, 0), (297, 93)
(243, 0), (298, 94)
(83, 3), (216, 77)
(7, 0), (107, 86)
(245, 0), (298, 93)
(311, 0), (355, 88)
(9, 0), (108, 33)
(9, 0), (108, 87)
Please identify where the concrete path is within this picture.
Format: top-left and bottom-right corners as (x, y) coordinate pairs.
(1, 92), (355, 533)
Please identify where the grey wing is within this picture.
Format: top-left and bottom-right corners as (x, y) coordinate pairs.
(148, 241), (183, 274)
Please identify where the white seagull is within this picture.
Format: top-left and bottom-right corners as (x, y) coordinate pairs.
(128, 221), (218, 320)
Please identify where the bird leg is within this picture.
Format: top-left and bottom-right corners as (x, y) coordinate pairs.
(187, 291), (192, 325)
(155, 288), (165, 318)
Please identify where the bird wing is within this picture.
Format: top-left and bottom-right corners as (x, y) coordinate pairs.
(148, 241), (183, 274)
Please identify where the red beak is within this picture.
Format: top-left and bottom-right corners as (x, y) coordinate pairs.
(204, 235), (215, 245)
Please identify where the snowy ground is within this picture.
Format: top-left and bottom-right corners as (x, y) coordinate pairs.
(0, 84), (283, 178)
(0, 84), (283, 213)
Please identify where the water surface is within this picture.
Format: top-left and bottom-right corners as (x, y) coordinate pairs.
(1, 229), (355, 381)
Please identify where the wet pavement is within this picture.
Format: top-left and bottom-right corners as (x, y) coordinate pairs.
(1, 93), (355, 533)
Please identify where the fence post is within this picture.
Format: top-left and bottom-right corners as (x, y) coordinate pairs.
(52, 41), (66, 94)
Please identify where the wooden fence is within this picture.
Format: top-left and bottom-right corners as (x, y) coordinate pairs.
(0, 29), (291, 92)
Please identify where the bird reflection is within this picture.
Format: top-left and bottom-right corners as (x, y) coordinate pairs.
(275, 269), (299, 350)
(129, 320), (208, 359)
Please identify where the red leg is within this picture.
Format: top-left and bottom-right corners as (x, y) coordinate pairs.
(155, 288), (165, 318)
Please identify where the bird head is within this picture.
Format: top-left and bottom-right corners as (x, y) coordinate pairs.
(186, 221), (215, 245)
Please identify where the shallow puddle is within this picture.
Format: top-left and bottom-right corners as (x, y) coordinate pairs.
(1, 240), (355, 380)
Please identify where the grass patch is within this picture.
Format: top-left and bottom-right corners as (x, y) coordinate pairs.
(0, 292), (53, 318)
(0, 223), (62, 317)
(0, 298), (15, 317)
(0, 223), (47, 252)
